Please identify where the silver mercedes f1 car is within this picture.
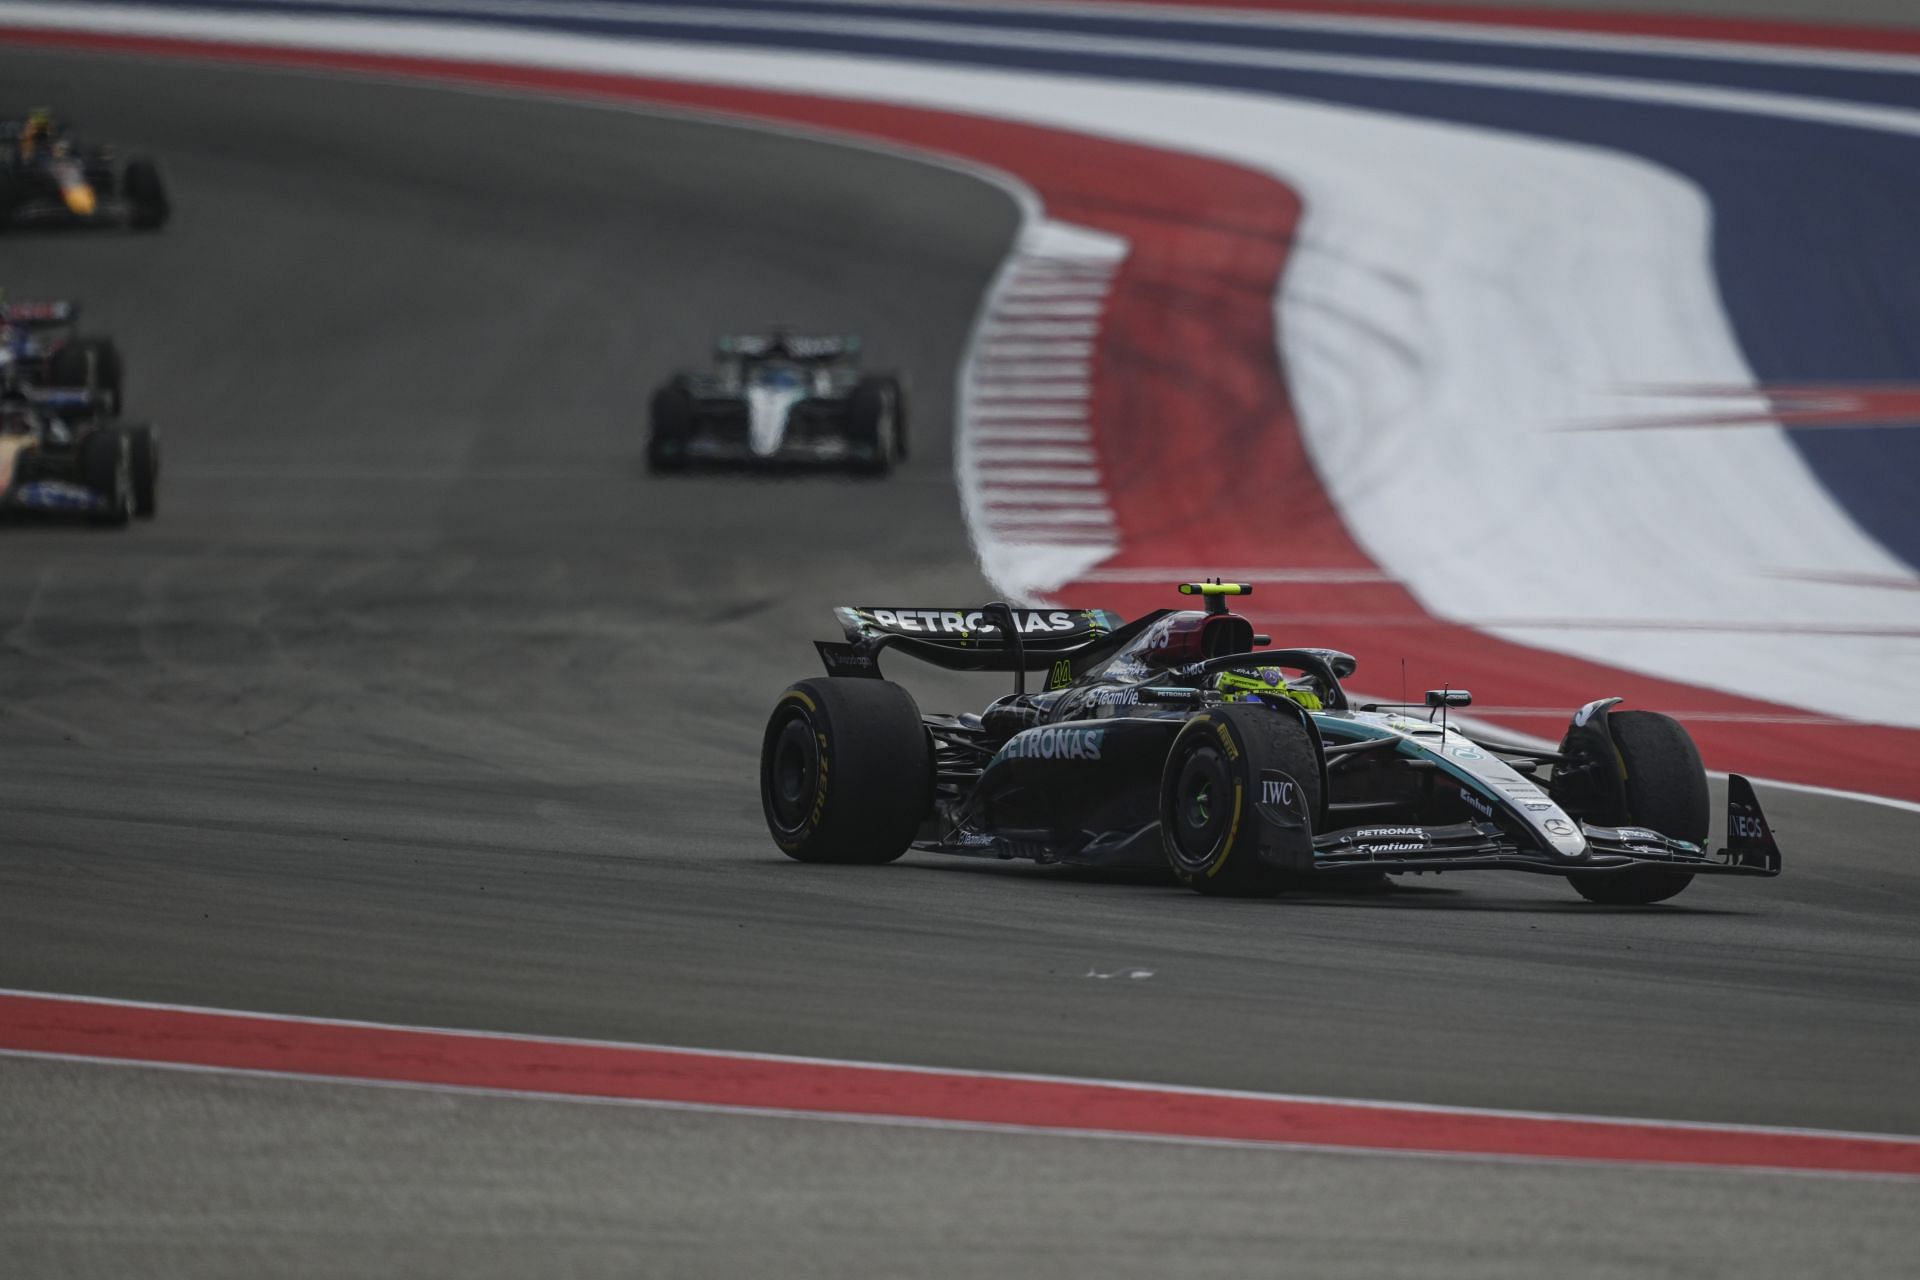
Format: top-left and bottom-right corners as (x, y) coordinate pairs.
(759, 583), (1782, 904)
(647, 331), (905, 474)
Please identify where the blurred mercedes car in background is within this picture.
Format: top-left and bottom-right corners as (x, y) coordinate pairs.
(648, 330), (906, 474)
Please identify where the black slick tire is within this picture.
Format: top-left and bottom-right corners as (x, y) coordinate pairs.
(874, 376), (908, 461)
(761, 678), (930, 864)
(846, 379), (894, 476)
(48, 338), (123, 415)
(1161, 702), (1321, 896)
(1567, 710), (1709, 906)
(126, 424), (159, 518)
(646, 383), (692, 473)
(81, 427), (132, 528)
(123, 159), (169, 231)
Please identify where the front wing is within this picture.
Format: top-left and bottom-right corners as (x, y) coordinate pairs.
(670, 400), (870, 468)
(1309, 775), (1782, 879)
(679, 430), (861, 467)
(4, 195), (143, 229)
(2, 478), (115, 515)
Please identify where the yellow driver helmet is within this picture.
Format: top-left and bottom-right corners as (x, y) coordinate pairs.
(1215, 667), (1323, 711)
(18, 109), (53, 158)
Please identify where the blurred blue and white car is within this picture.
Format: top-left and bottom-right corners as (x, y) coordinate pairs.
(647, 330), (906, 474)
(0, 298), (124, 414)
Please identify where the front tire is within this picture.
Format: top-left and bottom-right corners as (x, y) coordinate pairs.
(872, 376), (908, 461)
(126, 425), (159, 518)
(846, 379), (895, 476)
(761, 678), (931, 864)
(646, 383), (692, 473)
(1161, 703), (1321, 897)
(123, 158), (169, 231)
(1567, 710), (1709, 906)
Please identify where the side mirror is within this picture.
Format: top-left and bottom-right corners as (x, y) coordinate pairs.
(1425, 689), (1472, 709)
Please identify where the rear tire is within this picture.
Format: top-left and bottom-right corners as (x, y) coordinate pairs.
(646, 383), (692, 473)
(761, 678), (931, 864)
(123, 159), (169, 231)
(1161, 703), (1321, 897)
(81, 427), (132, 528)
(1567, 710), (1708, 906)
(47, 338), (123, 415)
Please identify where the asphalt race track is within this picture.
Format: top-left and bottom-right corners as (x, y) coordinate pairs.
(3, 37), (1919, 1280)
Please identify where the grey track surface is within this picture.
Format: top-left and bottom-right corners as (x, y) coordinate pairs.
(8, 1057), (1920, 1280)
(2, 37), (1919, 1280)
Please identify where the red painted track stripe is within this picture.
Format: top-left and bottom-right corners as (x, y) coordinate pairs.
(3, 991), (1916, 1175)
(9, 24), (1918, 803)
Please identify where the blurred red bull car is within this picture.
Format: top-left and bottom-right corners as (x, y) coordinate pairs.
(0, 109), (168, 232)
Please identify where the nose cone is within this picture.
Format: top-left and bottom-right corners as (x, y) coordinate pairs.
(60, 180), (98, 217)
(746, 371), (804, 457)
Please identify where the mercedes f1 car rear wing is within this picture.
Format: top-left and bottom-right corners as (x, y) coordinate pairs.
(721, 332), (859, 362)
(817, 584), (1330, 695)
(821, 603), (1131, 688)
